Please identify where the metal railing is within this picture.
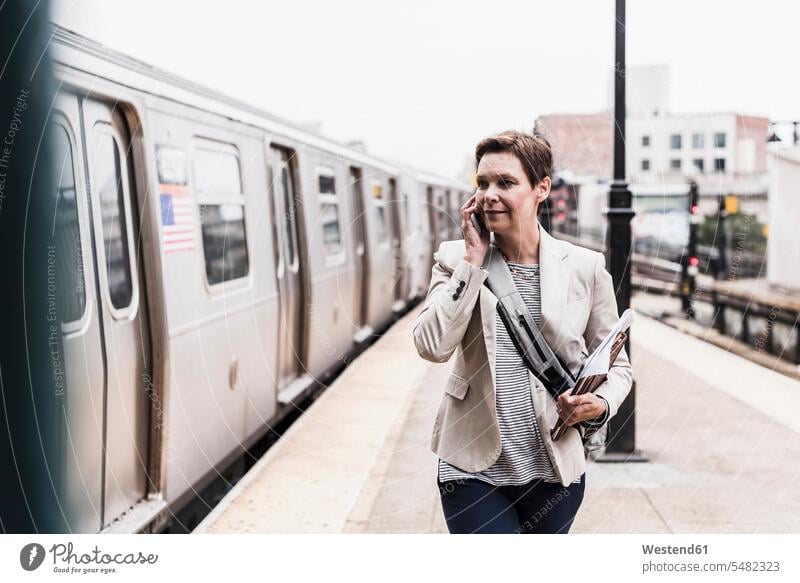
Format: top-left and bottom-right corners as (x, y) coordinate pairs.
(556, 233), (800, 365)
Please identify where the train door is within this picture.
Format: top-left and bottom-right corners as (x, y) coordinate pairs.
(449, 189), (463, 239)
(388, 177), (407, 308)
(425, 185), (437, 270)
(50, 93), (106, 533)
(269, 146), (305, 401)
(436, 189), (449, 246)
(349, 167), (370, 337)
(81, 98), (152, 530)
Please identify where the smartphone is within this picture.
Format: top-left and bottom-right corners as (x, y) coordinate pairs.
(471, 209), (487, 234)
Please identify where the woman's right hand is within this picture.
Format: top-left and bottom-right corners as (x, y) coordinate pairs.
(461, 194), (489, 267)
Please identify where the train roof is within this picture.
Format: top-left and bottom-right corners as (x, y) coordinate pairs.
(48, 23), (461, 185)
(397, 165), (471, 191)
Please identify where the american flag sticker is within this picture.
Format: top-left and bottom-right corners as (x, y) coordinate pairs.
(160, 183), (195, 253)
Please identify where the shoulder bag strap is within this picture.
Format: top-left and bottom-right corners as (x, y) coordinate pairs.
(481, 244), (576, 400)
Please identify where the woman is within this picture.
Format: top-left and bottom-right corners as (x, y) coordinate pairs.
(413, 130), (633, 534)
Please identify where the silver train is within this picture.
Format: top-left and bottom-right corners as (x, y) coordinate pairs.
(49, 25), (470, 533)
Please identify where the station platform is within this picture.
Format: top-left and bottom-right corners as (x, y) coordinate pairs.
(194, 304), (800, 534)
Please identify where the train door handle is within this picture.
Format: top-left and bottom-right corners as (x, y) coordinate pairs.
(229, 356), (240, 391)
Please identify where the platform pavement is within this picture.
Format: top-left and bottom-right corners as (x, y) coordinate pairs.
(195, 304), (800, 534)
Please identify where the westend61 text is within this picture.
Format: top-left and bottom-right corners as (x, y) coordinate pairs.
(642, 544), (708, 555)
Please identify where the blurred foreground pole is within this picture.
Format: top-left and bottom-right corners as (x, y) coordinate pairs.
(711, 195), (728, 333)
(598, 0), (646, 463)
(0, 1), (66, 532)
(680, 180), (700, 318)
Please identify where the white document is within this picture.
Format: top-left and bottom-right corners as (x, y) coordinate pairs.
(577, 308), (635, 379)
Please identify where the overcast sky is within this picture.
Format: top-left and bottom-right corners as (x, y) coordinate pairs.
(51, 0), (800, 179)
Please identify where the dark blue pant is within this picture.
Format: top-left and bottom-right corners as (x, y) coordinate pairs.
(437, 473), (585, 534)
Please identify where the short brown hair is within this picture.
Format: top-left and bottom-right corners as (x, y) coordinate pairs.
(475, 130), (553, 189)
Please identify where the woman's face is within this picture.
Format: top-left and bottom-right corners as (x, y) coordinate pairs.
(474, 151), (550, 235)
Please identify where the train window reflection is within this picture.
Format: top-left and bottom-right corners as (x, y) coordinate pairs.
(317, 171), (342, 255)
(320, 203), (342, 252)
(193, 148), (242, 194)
(93, 131), (133, 310)
(200, 204), (249, 284)
(50, 122), (86, 322)
(280, 166), (296, 266)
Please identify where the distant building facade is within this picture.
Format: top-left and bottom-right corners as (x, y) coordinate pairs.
(534, 111), (614, 178)
(534, 65), (770, 223)
(535, 112), (768, 190)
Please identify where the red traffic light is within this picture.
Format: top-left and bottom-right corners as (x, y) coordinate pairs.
(690, 204), (700, 214)
(689, 256), (699, 267)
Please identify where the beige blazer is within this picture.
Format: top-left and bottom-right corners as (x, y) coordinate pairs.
(413, 223), (633, 486)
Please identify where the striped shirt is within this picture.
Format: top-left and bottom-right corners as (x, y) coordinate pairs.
(438, 262), (582, 486)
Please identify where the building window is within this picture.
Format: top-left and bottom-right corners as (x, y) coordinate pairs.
(670, 159), (681, 170)
(714, 158), (726, 172)
(641, 135), (650, 147)
(692, 133), (705, 148)
(670, 134), (682, 149)
(317, 169), (343, 255)
(714, 132), (726, 148)
(641, 159), (650, 171)
(193, 141), (249, 285)
(692, 159), (704, 172)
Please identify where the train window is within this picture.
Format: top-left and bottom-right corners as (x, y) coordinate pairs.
(199, 204), (249, 285)
(92, 130), (133, 310)
(193, 147), (243, 194)
(192, 140), (249, 286)
(449, 190), (462, 226)
(279, 163), (296, 267)
(49, 122), (86, 323)
(437, 191), (448, 239)
(402, 191), (410, 232)
(372, 181), (388, 243)
(317, 169), (342, 255)
(319, 174), (335, 196)
(426, 185), (435, 237)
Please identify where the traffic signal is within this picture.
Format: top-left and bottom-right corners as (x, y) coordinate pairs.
(689, 181), (701, 225)
(688, 255), (699, 276)
(724, 194), (739, 214)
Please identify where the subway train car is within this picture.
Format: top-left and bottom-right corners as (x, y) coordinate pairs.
(47, 24), (470, 533)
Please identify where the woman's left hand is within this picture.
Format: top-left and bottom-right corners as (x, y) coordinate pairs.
(556, 389), (607, 426)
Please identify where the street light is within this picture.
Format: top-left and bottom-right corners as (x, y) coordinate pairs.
(597, 0), (646, 463)
(768, 120), (800, 145)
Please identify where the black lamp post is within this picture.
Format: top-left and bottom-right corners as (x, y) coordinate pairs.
(597, 0), (646, 463)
